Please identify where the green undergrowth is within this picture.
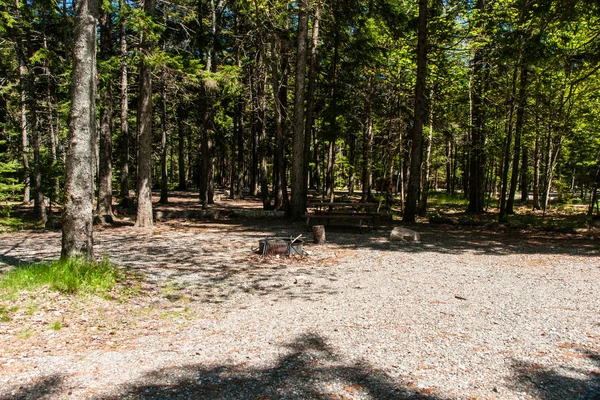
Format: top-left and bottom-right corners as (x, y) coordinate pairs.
(0, 258), (122, 298)
(0, 214), (42, 232)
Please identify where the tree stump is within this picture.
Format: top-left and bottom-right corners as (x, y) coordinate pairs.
(312, 225), (326, 244)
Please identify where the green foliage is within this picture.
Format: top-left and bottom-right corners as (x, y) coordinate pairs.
(0, 258), (121, 297)
(0, 141), (24, 214)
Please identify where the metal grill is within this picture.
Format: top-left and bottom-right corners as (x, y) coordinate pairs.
(257, 237), (304, 256)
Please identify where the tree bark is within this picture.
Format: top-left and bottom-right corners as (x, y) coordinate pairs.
(19, 62), (30, 204)
(31, 95), (46, 224)
(507, 65), (528, 214)
(305, 3), (320, 192)
(159, 72), (168, 204)
(255, 47), (269, 209)
(418, 85), (435, 216)
(290, 0), (309, 220)
(361, 113), (374, 202)
(62, 0), (98, 259)
(403, 0), (427, 223)
(499, 67), (518, 222)
(96, 10), (114, 223)
(466, 0), (487, 213)
(135, 0), (156, 228)
(177, 106), (187, 190)
(119, 0), (130, 199)
(271, 37), (289, 211)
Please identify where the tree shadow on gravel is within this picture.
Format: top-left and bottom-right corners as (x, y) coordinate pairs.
(99, 332), (448, 400)
(0, 373), (64, 400)
(315, 223), (600, 258)
(509, 350), (600, 399)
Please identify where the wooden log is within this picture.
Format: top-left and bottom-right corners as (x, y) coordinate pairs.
(312, 225), (326, 244)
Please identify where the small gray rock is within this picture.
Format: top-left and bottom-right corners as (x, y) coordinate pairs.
(390, 227), (421, 243)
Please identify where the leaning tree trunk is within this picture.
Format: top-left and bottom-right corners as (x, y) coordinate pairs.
(403, 0), (427, 223)
(135, 0), (156, 228)
(62, 0), (98, 259)
(290, 0), (309, 220)
(96, 10), (114, 223)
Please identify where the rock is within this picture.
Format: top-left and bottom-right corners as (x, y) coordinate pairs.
(390, 227), (421, 243)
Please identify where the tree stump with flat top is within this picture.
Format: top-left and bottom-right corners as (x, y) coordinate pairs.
(312, 225), (326, 244)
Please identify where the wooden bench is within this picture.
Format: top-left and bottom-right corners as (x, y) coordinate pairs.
(303, 212), (376, 233)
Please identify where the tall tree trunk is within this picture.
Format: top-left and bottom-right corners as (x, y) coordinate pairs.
(520, 144), (529, 203)
(418, 85), (435, 216)
(507, 65), (528, 214)
(177, 106), (187, 190)
(41, 28), (60, 203)
(235, 92), (245, 199)
(135, 0), (156, 228)
(305, 3), (320, 192)
(159, 72), (168, 204)
(271, 37), (289, 211)
(19, 62), (30, 204)
(31, 98), (46, 224)
(361, 113), (374, 202)
(403, 0), (427, 223)
(588, 156), (600, 216)
(119, 0), (130, 199)
(348, 134), (356, 195)
(467, 0), (487, 213)
(255, 47), (269, 209)
(290, 0), (309, 220)
(532, 112), (541, 209)
(96, 10), (114, 223)
(199, 102), (214, 208)
(62, 0), (98, 259)
(499, 67), (518, 222)
(445, 133), (452, 194)
(325, 11), (340, 202)
(326, 141), (336, 202)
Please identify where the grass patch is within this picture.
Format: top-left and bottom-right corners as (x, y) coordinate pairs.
(428, 191), (469, 209)
(0, 258), (120, 297)
(18, 328), (34, 339)
(50, 320), (62, 331)
(0, 305), (12, 322)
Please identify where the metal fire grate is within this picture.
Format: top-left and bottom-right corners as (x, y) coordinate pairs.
(256, 236), (304, 256)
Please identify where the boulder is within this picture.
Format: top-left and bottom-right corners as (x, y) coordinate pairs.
(390, 227), (421, 243)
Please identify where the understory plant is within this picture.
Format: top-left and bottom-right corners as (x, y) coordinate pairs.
(0, 258), (120, 297)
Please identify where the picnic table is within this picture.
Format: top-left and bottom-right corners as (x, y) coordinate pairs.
(303, 201), (381, 233)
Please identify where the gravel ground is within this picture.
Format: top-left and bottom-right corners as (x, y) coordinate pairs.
(0, 217), (599, 400)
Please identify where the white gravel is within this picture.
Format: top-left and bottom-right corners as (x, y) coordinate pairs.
(0, 220), (599, 399)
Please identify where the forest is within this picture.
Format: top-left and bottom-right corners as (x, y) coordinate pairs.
(0, 0), (599, 258)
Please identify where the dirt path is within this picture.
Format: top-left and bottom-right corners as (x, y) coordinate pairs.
(0, 214), (599, 399)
